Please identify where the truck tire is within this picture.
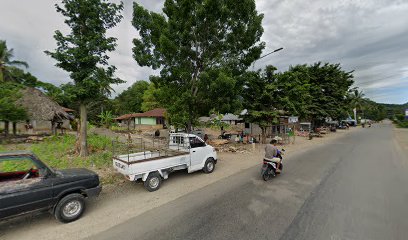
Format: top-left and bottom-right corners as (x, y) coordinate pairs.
(54, 193), (85, 223)
(144, 172), (162, 192)
(203, 158), (215, 174)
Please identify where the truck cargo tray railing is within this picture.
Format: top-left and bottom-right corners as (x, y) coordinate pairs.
(112, 136), (189, 163)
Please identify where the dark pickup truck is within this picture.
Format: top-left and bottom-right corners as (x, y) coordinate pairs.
(0, 151), (101, 223)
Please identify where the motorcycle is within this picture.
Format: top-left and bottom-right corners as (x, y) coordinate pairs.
(261, 149), (284, 181)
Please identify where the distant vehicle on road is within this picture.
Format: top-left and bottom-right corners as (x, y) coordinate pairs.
(341, 119), (356, 127)
(0, 151), (101, 223)
(113, 133), (217, 192)
(262, 149), (285, 181)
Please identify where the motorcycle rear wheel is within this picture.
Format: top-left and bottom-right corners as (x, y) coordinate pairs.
(262, 172), (271, 181)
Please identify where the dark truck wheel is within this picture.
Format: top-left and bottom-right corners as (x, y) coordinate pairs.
(54, 193), (85, 223)
(203, 158), (215, 173)
(144, 172), (162, 192)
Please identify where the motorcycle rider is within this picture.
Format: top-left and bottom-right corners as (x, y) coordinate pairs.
(264, 139), (282, 173)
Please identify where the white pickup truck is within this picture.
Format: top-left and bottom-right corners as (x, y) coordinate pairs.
(113, 133), (217, 192)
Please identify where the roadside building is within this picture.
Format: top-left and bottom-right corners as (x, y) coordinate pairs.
(221, 113), (242, 125)
(14, 87), (72, 134)
(115, 108), (166, 129)
(198, 116), (211, 124)
(240, 109), (294, 141)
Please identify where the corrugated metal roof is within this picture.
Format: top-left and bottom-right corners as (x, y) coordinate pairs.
(115, 108), (166, 120)
(132, 108), (166, 117)
(221, 113), (242, 121)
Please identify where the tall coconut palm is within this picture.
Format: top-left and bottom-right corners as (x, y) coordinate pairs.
(0, 40), (29, 82)
(349, 89), (365, 122)
(0, 40), (29, 136)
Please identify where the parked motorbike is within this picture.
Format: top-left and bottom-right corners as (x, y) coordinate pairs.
(261, 149), (284, 181)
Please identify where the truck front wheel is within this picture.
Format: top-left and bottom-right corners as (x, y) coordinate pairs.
(54, 193), (85, 223)
(203, 158), (216, 174)
(144, 172), (162, 192)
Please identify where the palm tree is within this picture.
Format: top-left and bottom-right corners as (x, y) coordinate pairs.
(0, 40), (29, 136)
(349, 89), (365, 123)
(0, 40), (29, 82)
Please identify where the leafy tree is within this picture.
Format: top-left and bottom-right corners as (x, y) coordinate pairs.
(196, 68), (243, 115)
(132, 0), (265, 131)
(306, 62), (354, 125)
(362, 99), (387, 121)
(242, 62), (355, 139)
(115, 80), (149, 114)
(0, 40), (28, 82)
(241, 70), (279, 143)
(380, 102), (408, 119)
(141, 80), (162, 112)
(0, 82), (27, 136)
(46, 0), (124, 156)
(274, 65), (312, 119)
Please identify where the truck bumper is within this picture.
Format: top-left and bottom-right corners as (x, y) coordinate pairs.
(84, 185), (102, 198)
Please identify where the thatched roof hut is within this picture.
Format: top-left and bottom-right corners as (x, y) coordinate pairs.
(16, 87), (70, 121)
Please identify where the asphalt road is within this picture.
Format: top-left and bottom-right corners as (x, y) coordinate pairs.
(89, 123), (408, 240)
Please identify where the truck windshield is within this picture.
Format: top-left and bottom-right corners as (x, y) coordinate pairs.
(189, 137), (206, 148)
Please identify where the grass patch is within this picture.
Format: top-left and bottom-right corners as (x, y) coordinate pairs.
(0, 134), (120, 184)
(30, 134), (113, 170)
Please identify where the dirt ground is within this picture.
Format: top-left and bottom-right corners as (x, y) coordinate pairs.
(0, 127), (360, 240)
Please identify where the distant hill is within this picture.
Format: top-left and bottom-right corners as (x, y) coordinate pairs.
(379, 102), (408, 117)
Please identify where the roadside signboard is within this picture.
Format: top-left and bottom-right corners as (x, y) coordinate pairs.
(405, 109), (408, 119)
(288, 116), (299, 123)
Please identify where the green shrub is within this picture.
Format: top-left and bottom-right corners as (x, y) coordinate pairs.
(110, 125), (127, 132)
(397, 121), (408, 128)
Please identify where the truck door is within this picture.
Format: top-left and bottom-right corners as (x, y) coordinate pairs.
(0, 156), (53, 218)
(189, 137), (207, 169)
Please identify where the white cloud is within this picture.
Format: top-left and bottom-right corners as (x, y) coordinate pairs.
(1, 0), (407, 103)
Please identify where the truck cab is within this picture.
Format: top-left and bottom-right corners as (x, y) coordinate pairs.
(0, 151), (101, 223)
(169, 133), (216, 172)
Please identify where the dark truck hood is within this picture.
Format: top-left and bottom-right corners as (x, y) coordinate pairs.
(57, 168), (99, 181)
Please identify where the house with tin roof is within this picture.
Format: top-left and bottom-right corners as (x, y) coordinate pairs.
(115, 108), (166, 129)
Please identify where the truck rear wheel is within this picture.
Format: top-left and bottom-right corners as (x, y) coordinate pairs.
(203, 158), (215, 174)
(144, 172), (162, 192)
(54, 193), (85, 223)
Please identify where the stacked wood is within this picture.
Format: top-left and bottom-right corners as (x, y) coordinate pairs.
(208, 139), (229, 146)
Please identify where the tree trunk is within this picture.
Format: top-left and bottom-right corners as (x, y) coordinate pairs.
(261, 127), (267, 144)
(187, 121), (192, 133)
(79, 103), (88, 157)
(4, 121), (9, 136)
(12, 122), (17, 135)
(75, 119), (81, 154)
(51, 121), (57, 135)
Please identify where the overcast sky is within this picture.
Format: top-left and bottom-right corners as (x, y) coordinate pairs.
(1, 0), (407, 104)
